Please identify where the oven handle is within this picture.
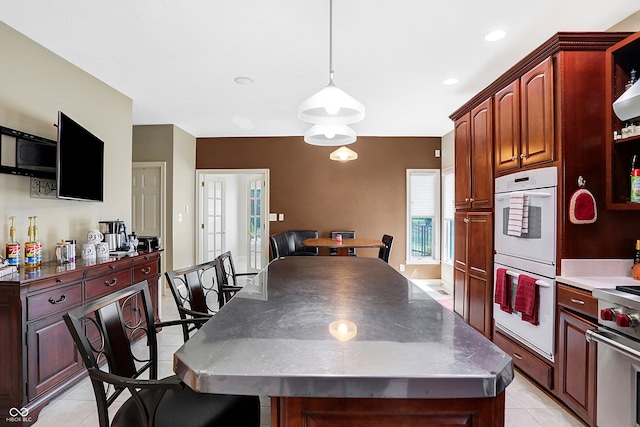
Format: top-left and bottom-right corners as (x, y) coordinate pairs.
(504, 270), (551, 288)
(586, 329), (640, 363)
(495, 191), (552, 200)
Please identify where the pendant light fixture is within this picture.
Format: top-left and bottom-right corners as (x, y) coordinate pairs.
(330, 146), (358, 162)
(299, 0), (364, 143)
(304, 124), (356, 146)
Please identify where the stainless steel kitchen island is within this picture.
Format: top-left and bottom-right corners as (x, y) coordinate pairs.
(174, 256), (513, 427)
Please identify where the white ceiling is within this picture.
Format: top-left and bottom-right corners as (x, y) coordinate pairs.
(2, 1), (639, 138)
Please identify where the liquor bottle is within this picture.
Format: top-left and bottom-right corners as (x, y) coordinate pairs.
(626, 69), (638, 92)
(634, 240), (640, 264)
(33, 216), (42, 268)
(24, 216), (38, 272)
(6, 216), (20, 270)
(631, 154), (640, 203)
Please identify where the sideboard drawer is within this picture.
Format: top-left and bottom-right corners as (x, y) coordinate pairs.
(133, 260), (159, 282)
(85, 269), (132, 301)
(27, 270), (85, 293)
(27, 283), (83, 320)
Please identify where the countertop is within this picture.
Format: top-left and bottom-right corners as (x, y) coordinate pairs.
(557, 258), (639, 291)
(174, 256), (513, 399)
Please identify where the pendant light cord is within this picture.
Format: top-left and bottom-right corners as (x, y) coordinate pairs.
(329, 0), (334, 82)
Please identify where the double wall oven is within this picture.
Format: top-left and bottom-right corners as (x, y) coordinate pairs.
(494, 167), (558, 361)
(588, 287), (640, 426)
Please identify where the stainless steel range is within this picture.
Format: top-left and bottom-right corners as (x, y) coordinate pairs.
(587, 286), (640, 427)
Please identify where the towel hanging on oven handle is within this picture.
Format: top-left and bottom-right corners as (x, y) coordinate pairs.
(504, 270), (551, 288)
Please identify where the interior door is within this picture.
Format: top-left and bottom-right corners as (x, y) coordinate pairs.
(247, 176), (263, 272)
(203, 176), (225, 262)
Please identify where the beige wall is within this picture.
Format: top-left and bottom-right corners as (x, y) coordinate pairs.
(132, 124), (196, 272)
(197, 136), (442, 278)
(0, 22), (132, 261)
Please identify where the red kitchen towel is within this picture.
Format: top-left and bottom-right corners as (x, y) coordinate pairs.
(514, 274), (539, 325)
(494, 268), (512, 313)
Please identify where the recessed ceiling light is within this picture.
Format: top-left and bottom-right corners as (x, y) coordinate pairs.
(443, 78), (460, 85)
(485, 30), (506, 42)
(234, 76), (253, 85)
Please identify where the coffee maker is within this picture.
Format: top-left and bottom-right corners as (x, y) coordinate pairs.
(98, 220), (128, 251)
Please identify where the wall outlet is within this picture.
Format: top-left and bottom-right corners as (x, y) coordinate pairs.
(435, 149), (441, 158)
(399, 264), (405, 271)
(278, 213), (284, 221)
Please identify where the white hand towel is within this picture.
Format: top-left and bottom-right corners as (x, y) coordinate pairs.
(521, 194), (529, 234)
(507, 192), (525, 236)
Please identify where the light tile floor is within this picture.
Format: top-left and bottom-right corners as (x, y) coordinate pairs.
(32, 282), (585, 427)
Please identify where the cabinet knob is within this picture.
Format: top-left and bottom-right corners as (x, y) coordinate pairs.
(511, 156), (517, 161)
(469, 198), (474, 202)
(520, 153), (527, 159)
(463, 218), (470, 223)
(464, 197), (470, 202)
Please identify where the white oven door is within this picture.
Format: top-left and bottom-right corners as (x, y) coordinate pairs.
(494, 185), (557, 265)
(493, 259), (556, 361)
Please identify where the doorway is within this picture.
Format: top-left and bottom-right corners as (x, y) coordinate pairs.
(196, 169), (269, 272)
(132, 161), (167, 295)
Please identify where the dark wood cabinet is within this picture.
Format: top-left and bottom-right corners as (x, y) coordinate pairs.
(0, 251), (162, 426)
(495, 58), (555, 174)
(555, 283), (597, 427)
(605, 31), (640, 209)
(454, 99), (493, 209)
(520, 57), (555, 168)
(453, 211), (493, 338)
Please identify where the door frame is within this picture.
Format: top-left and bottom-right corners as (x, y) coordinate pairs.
(195, 168), (270, 269)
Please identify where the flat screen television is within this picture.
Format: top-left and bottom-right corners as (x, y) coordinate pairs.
(56, 111), (104, 202)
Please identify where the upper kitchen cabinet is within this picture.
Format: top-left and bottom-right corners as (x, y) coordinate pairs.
(454, 98), (493, 209)
(495, 58), (555, 174)
(605, 31), (640, 210)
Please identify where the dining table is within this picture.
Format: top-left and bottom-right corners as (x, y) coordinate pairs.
(173, 256), (513, 427)
(302, 237), (384, 256)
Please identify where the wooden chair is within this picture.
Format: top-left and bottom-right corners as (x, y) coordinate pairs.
(378, 234), (394, 263)
(165, 261), (220, 342)
(63, 281), (260, 427)
(215, 251), (257, 307)
(330, 230), (357, 256)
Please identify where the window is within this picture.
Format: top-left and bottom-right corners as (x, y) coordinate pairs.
(442, 168), (455, 265)
(406, 169), (440, 263)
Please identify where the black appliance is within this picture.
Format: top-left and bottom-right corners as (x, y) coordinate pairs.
(137, 236), (161, 252)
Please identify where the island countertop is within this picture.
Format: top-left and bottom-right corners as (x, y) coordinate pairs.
(174, 256), (513, 399)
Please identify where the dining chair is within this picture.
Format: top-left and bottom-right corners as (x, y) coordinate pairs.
(63, 281), (261, 427)
(165, 261), (220, 342)
(330, 230), (357, 256)
(378, 234), (394, 263)
(269, 232), (291, 259)
(214, 251), (257, 307)
(288, 230), (319, 256)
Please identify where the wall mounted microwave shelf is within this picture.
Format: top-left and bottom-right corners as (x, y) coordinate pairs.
(0, 125), (56, 179)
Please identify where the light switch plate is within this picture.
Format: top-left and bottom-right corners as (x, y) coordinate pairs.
(278, 214), (284, 221)
(269, 213), (278, 222)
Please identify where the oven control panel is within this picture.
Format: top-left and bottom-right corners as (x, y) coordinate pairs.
(599, 303), (640, 336)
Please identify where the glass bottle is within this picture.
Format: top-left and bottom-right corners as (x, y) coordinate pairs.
(24, 216), (38, 272)
(631, 154), (640, 203)
(5, 216), (20, 271)
(33, 216), (42, 268)
(626, 68), (638, 92)
(634, 240), (640, 264)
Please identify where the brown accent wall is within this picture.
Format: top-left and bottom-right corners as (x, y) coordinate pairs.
(197, 136), (441, 278)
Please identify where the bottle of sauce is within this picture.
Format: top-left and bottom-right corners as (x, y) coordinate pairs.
(33, 216), (42, 268)
(24, 216), (38, 272)
(631, 154), (640, 202)
(6, 216), (20, 271)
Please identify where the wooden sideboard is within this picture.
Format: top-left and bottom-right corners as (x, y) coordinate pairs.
(0, 250), (161, 426)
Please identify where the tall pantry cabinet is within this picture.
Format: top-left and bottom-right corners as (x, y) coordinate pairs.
(453, 99), (494, 339)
